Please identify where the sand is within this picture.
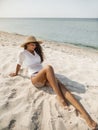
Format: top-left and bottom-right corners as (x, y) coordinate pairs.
(0, 31), (98, 130)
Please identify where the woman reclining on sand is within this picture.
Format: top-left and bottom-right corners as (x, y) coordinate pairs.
(10, 36), (98, 130)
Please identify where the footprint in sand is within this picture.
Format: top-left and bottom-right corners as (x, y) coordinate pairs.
(8, 119), (16, 129)
(31, 109), (42, 130)
(8, 89), (17, 99)
(4, 101), (9, 108)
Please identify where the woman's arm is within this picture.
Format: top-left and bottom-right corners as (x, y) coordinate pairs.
(10, 64), (21, 77)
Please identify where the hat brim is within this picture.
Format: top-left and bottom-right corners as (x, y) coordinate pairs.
(21, 40), (43, 47)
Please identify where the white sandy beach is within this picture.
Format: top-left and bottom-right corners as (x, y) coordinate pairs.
(0, 31), (98, 130)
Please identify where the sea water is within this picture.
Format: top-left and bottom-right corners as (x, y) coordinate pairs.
(0, 18), (98, 48)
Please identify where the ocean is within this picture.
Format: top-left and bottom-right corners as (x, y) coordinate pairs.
(0, 18), (98, 49)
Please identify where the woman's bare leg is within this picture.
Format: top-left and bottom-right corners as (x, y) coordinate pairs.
(57, 79), (97, 128)
(56, 79), (69, 108)
(31, 65), (68, 107)
(31, 65), (97, 128)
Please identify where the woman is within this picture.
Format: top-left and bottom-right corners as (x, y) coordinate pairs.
(10, 36), (97, 129)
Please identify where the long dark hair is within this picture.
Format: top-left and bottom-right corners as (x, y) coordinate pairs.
(24, 42), (44, 62)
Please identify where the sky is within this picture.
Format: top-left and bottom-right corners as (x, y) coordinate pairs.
(0, 0), (98, 18)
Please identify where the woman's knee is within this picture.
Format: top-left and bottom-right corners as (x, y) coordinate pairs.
(45, 65), (53, 71)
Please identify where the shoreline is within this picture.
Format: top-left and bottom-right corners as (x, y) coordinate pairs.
(0, 31), (98, 51)
(0, 30), (98, 52)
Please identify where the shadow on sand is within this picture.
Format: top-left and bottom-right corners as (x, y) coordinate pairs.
(36, 73), (87, 101)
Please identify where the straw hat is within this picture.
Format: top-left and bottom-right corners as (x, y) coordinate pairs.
(21, 36), (43, 47)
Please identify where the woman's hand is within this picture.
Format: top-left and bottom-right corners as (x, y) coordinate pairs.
(9, 64), (21, 77)
(9, 73), (18, 77)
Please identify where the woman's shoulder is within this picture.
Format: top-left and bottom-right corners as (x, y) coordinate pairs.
(17, 49), (26, 57)
(18, 49), (25, 54)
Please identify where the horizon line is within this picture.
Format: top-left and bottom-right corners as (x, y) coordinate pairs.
(0, 17), (98, 19)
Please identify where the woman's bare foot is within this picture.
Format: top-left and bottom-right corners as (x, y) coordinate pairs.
(56, 96), (75, 112)
(56, 95), (68, 108)
(87, 120), (97, 130)
(76, 110), (98, 129)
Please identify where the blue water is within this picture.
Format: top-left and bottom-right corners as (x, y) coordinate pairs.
(0, 18), (98, 48)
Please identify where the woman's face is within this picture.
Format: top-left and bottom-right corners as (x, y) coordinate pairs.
(26, 42), (36, 51)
